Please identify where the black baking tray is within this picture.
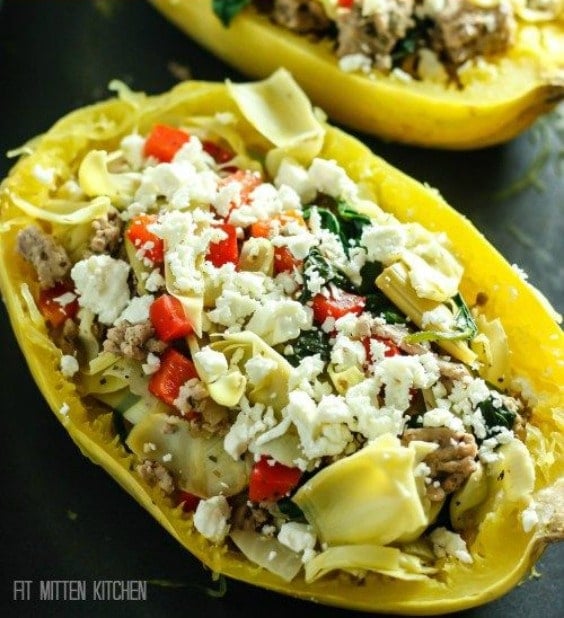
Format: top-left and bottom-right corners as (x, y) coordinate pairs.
(0, 1), (562, 617)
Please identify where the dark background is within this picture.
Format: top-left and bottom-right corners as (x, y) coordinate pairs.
(0, 1), (562, 617)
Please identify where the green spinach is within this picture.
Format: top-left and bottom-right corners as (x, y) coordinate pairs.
(212, 0), (250, 26)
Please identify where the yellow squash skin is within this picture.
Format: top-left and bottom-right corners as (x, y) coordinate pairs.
(0, 79), (562, 615)
(149, 0), (564, 149)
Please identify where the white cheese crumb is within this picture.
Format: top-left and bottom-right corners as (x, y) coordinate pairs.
(71, 254), (131, 325)
(142, 352), (161, 376)
(194, 347), (229, 383)
(338, 53), (372, 74)
(430, 527), (473, 564)
(521, 502), (539, 533)
(193, 495), (231, 544)
(59, 402), (70, 416)
(114, 294), (154, 325)
(60, 355), (79, 378)
(277, 522), (317, 563)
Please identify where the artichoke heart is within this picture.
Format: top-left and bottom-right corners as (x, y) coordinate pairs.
(292, 433), (430, 547)
(126, 412), (249, 498)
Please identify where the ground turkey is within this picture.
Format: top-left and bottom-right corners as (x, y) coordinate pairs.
(271, 0), (331, 33)
(89, 207), (123, 255)
(402, 426), (478, 502)
(429, 0), (515, 66)
(335, 0), (415, 70)
(103, 319), (166, 361)
(17, 226), (71, 289)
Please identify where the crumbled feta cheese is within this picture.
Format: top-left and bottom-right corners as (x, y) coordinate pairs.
(373, 354), (440, 411)
(115, 294), (154, 324)
(134, 160), (217, 209)
(71, 254), (130, 325)
(345, 378), (406, 439)
(361, 223), (406, 263)
(150, 210), (214, 295)
(144, 268), (166, 292)
(430, 527), (473, 564)
(277, 522), (317, 563)
(224, 397), (277, 460)
(53, 291), (77, 308)
(421, 306), (455, 331)
(307, 158), (358, 200)
(194, 347), (229, 383)
(423, 408), (465, 432)
(274, 159), (316, 203)
(228, 182), (290, 227)
(284, 390), (353, 460)
(142, 352), (161, 375)
(193, 495), (231, 544)
(120, 133), (146, 170)
(246, 299), (312, 345)
(330, 333), (366, 372)
(60, 355), (79, 378)
(338, 53), (372, 74)
(521, 502), (539, 533)
(245, 355), (278, 386)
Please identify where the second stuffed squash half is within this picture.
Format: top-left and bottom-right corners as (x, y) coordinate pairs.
(149, 0), (564, 149)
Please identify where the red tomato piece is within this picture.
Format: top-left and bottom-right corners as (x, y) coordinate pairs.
(206, 223), (239, 267)
(248, 457), (302, 503)
(177, 490), (201, 513)
(149, 348), (198, 407)
(150, 294), (193, 342)
(338, 0), (354, 8)
(38, 281), (79, 328)
(312, 290), (366, 324)
(126, 214), (164, 265)
(144, 124), (189, 162)
(202, 140), (235, 165)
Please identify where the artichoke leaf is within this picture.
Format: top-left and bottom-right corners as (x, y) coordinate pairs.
(304, 544), (437, 584)
(292, 434), (429, 547)
(126, 412), (249, 498)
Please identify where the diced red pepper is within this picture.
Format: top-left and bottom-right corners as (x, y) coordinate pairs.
(150, 294), (193, 342)
(273, 246), (302, 274)
(144, 124), (189, 162)
(206, 223), (239, 267)
(311, 290), (366, 324)
(338, 0), (354, 8)
(248, 457), (302, 503)
(363, 335), (401, 361)
(126, 214), (164, 265)
(202, 140), (235, 165)
(177, 490), (201, 513)
(149, 348), (198, 407)
(37, 281), (79, 328)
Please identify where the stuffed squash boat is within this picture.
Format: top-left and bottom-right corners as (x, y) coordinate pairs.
(149, 0), (564, 149)
(0, 71), (562, 614)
